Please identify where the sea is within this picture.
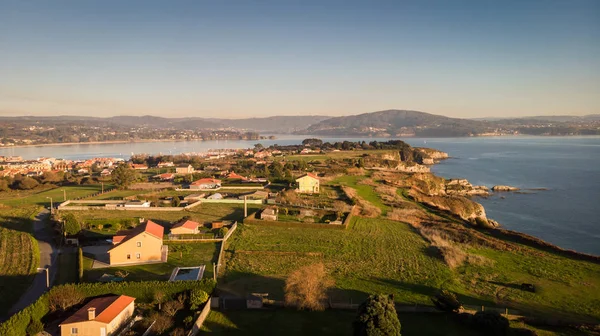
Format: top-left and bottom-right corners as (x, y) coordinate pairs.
(1, 135), (599, 255)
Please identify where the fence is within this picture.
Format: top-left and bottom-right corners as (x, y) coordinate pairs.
(57, 199), (202, 212)
(215, 222), (238, 278)
(243, 211), (350, 230)
(200, 199), (264, 205)
(187, 297), (213, 336)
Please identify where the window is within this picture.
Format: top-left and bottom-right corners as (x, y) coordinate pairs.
(136, 253), (141, 259)
(127, 254), (131, 260)
(137, 241), (142, 247)
(71, 327), (78, 334)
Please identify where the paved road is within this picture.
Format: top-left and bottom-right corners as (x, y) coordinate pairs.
(9, 209), (59, 315)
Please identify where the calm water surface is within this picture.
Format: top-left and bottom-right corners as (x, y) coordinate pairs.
(2, 136), (598, 255)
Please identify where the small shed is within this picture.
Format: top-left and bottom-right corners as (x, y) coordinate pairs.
(210, 221), (225, 229)
(260, 206), (278, 221)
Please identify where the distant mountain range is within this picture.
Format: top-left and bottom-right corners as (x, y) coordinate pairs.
(1, 111), (598, 136)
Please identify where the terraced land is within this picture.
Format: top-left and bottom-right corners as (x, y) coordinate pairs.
(0, 206), (40, 316)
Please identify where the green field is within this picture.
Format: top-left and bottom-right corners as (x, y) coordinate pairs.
(223, 216), (600, 323)
(332, 175), (389, 214)
(71, 203), (261, 225)
(0, 206), (41, 315)
(83, 241), (219, 282)
(0, 184), (110, 207)
(200, 310), (566, 336)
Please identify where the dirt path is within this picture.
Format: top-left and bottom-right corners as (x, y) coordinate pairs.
(8, 209), (59, 315)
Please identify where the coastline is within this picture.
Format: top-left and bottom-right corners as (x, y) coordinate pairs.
(0, 137), (264, 150)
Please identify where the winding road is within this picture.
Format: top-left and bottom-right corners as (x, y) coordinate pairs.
(8, 209), (59, 315)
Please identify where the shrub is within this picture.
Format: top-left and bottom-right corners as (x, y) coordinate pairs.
(472, 311), (510, 336)
(162, 300), (184, 316)
(48, 285), (84, 312)
(170, 328), (186, 336)
(26, 319), (44, 336)
(354, 294), (401, 336)
(431, 290), (462, 313)
(150, 313), (173, 335)
(285, 263), (334, 311)
(183, 315), (194, 327)
(189, 289), (209, 310)
(218, 227), (229, 238)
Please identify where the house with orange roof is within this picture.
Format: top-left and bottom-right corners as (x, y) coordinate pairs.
(108, 220), (166, 265)
(59, 295), (135, 336)
(170, 219), (201, 235)
(131, 163), (148, 170)
(227, 171), (247, 181)
(190, 178), (221, 190)
(295, 173), (320, 193)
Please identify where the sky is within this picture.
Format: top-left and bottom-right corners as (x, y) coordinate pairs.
(0, 0), (598, 119)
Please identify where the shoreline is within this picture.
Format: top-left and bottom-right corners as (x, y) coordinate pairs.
(0, 137), (265, 150)
(1, 134), (599, 150)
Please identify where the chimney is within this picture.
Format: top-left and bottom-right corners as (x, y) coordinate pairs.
(87, 307), (96, 320)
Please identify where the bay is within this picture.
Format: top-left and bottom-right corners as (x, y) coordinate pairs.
(2, 135), (598, 255)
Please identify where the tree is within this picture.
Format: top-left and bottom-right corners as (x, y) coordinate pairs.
(162, 300), (184, 316)
(171, 197), (181, 207)
(78, 247), (83, 282)
(154, 290), (166, 310)
(472, 311), (510, 336)
(431, 289), (461, 313)
(26, 319), (44, 336)
(15, 176), (39, 190)
(284, 263), (334, 311)
(62, 213), (81, 235)
(111, 164), (137, 189)
(48, 285), (84, 311)
(302, 138), (323, 147)
(0, 179), (9, 191)
(354, 294), (401, 336)
(218, 227), (229, 238)
(189, 289), (209, 310)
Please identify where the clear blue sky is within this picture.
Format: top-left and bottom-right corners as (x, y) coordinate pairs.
(0, 0), (598, 118)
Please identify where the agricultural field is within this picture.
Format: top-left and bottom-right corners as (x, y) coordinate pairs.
(0, 205), (41, 316)
(0, 184), (109, 207)
(223, 217), (600, 323)
(200, 310), (563, 336)
(70, 203), (262, 226)
(82, 241), (219, 282)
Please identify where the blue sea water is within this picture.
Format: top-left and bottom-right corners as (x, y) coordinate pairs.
(403, 136), (600, 256)
(2, 135), (598, 255)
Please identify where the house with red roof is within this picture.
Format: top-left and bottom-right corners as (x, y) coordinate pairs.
(108, 220), (166, 265)
(190, 178), (221, 190)
(170, 219), (201, 235)
(226, 171), (247, 181)
(59, 295), (135, 336)
(295, 173), (320, 193)
(154, 173), (175, 181)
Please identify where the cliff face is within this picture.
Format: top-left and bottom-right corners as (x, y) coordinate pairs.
(384, 171), (496, 228)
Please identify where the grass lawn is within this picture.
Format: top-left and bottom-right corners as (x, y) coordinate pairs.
(0, 205), (40, 315)
(72, 203), (262, 226)
(331, 175), (389, 214)
(82, 241), (219, 282)
(201, 309), (565, 336)
(90, 189), (142, 200)
(223, 217), (600, 323)
(56, 251), (78, 285)
(0, 184), (110, 207)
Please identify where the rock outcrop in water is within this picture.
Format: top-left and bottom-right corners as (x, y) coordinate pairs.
(492, 185), (520, 192)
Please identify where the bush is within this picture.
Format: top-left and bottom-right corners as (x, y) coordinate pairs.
(26, 319), (44, 336)
(285, 263), (334, 311)
(431, 289), (462, 313)
(472, 311), (510, 336)
(183, 316), (194, 327)
(189, 289), (209, 310)
(150, 313), (173, 335)
(48, 285), (84, 312)
(218, 227), (229, 238)
(354, 294), (401, 336)
(162, 300), (184, 316)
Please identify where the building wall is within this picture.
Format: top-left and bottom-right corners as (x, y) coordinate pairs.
(170, 227), (198, 235)
(60, 301), (134, 336)
(297, 177), (319, 193)
(109, 233), (163, 265)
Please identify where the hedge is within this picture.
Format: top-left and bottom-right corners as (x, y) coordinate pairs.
(0, 279), (216, 336)
(77, 248), (83, 282)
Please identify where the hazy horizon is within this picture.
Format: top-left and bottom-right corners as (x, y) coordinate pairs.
(1, 0), (598, 118)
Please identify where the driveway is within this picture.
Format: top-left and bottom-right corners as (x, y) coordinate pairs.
(9, 209), (59, 315)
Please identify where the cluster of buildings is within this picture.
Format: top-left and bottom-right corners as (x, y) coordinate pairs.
(0, 156), (121, 177)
